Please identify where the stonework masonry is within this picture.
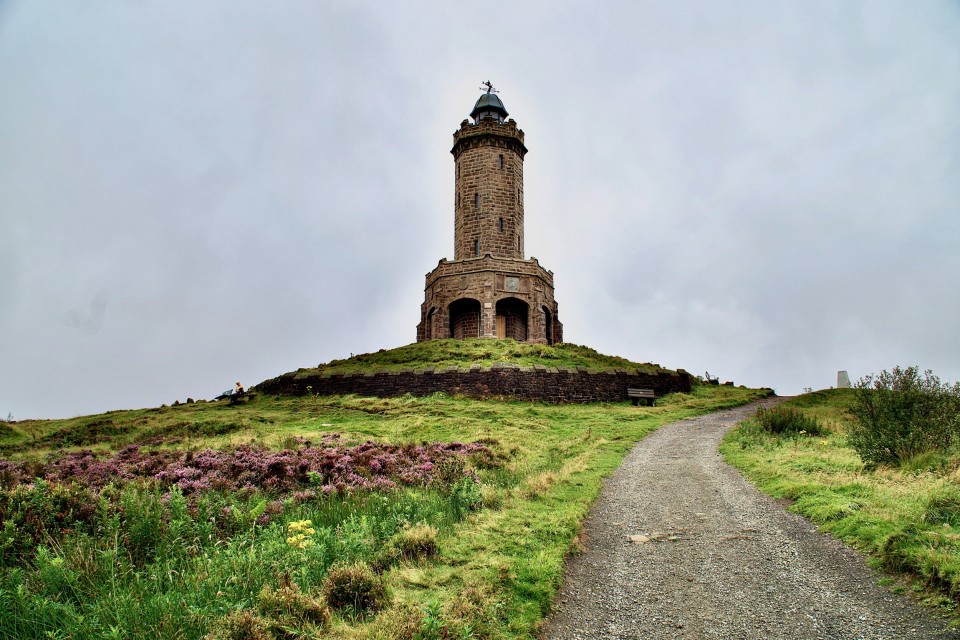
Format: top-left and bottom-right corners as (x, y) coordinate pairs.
(257, 366), (692, 404)
(453, 118), (526, 260)
(417, 89), (562, 344)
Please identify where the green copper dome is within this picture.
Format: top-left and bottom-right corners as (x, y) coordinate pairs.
(470, 92), (508, 122)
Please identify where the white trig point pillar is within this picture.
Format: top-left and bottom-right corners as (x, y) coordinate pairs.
(837, 371), (851, 389)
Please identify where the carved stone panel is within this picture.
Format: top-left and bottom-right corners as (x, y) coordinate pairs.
(495, 274), (530, 293)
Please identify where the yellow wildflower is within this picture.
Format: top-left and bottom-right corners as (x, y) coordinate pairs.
(286, 519), (317, 549)
(287, 519), (316, 535)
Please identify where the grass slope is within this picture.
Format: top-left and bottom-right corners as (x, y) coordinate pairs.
(289, 340), (673, 377)
(721, 390), (960, 615)
(0, 343), (768, 639)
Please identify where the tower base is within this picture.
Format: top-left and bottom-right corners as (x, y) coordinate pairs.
(416, 255), (562, 344)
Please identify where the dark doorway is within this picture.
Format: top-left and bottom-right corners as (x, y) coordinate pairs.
(449, 299), (481, 339)
(495, 297), (528, 341)
(543, 306), (553, 345)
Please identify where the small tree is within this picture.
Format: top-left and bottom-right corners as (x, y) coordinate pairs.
(848, 366), (960, 466)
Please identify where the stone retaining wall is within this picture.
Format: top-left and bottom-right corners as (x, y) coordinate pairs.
(255, 365), (692, 404)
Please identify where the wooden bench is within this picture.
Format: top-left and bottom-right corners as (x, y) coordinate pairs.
(229, 391), (256, 405)
(216, 390), (257, 405)
(627, 388), (655, 406)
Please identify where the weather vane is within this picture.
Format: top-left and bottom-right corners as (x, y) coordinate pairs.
(480, 80), (499, 94)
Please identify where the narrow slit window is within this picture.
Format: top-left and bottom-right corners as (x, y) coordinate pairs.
(474, 193), (479, 208)
(474, 240), (480, 256)
(498, 217), (504, 233)
(517, 189), (520, 204)
(498, 154), (504, 169)
(517, 236), (521, 251)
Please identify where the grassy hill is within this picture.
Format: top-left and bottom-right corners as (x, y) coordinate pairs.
(0, 342), (769, 639)
(290, 339), (673, 376)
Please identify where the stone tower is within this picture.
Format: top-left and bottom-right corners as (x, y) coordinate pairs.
(417, 85), (562, 344)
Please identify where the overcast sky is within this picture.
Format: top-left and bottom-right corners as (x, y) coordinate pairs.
(2, 1), (958, 419)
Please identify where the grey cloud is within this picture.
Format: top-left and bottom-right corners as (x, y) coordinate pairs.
(1, 0), (958, 417)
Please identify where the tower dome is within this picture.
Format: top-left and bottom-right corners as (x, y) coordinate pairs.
(470, 92), (508, 123)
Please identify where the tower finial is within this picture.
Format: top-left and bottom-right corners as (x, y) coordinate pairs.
(480, 80), (499, 94)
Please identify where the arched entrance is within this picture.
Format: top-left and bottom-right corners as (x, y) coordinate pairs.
(449, 298), (481, 339)
(496, 297), (528, 341)
(543, 306), (553, 345)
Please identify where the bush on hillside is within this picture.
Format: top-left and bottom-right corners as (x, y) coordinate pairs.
(257, 581), (331, 633)
(755, 406), (824, 436)
(371, 523), (439, 573)
(322, 562), (390, 616)
(922, 484), (960, 528)
(205, 610), (272, 640)
(848, 367), (960, 467)
(0, 481), (99, 565)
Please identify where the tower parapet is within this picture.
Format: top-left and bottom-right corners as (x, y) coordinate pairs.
(417, 86), (562, 345)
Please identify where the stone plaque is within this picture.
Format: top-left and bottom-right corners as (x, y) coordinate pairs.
(505, 276), (520, 292)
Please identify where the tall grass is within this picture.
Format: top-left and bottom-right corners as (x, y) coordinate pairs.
(754, 405), (824, 435)
(0, 482), (480, 639)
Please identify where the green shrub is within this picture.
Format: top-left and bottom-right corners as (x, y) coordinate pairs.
(257, 581), (331, 633)
(322, 562), (390, 616)
(923, 484), (960, 528)
(449, 477), (483, 516)
(33, 545), (82, 605)
(373, 522), (440, 572)
(433, 457), (469, 487)
(392, 523), (438, 560)
(848, 367), (960, 466)
(754, 406), (824, 436)
(0, 481), (99, 566)
(205, 610), (272, 640)
(119, 483), (167, 566)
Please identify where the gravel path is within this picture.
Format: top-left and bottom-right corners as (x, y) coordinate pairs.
(539, 399), (960, 640)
